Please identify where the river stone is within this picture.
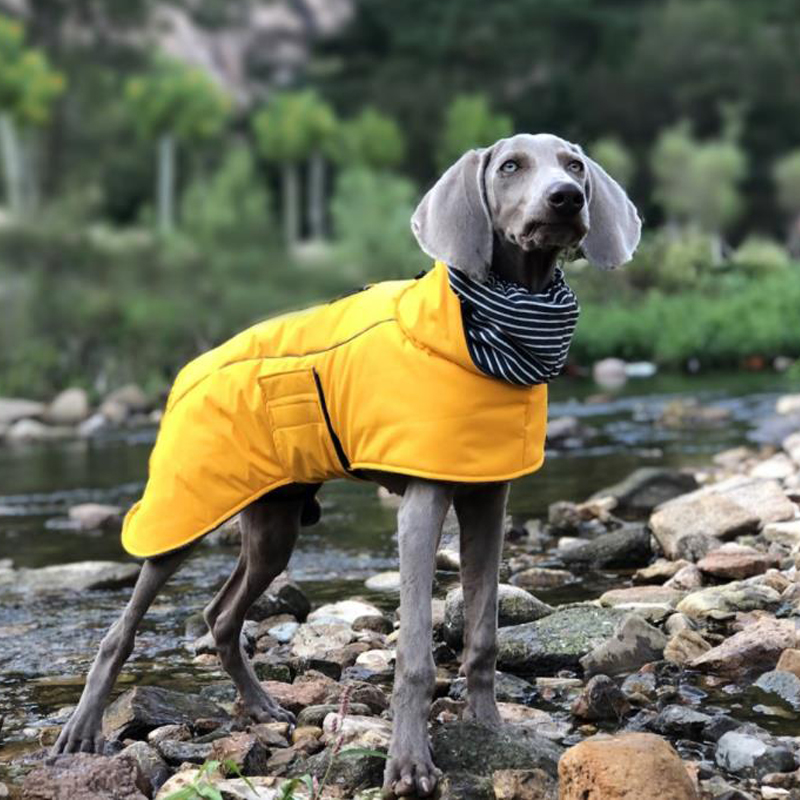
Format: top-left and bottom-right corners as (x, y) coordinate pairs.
(117, 741), (170, 795)
(599, 585), (685, 608)
(6, 418), (68, 442)
(437, 773), (496, 800)
(711, 477), (797, 526)
(753, 670), (800, 710)
(580, 614), (667, 677)
(652, 705), (713, 739)
(0, 397), (45, 424)
(68, 503), (124, 531)
(364, 571), (401, 593)
(496, 605), (627, 674)
(690, 617), (799, 675)
(510, 566), (576, 591)
(715, 731), (797, 777)
(449, 672), (537, 706)
(764, 521), (800, 548)
(155, 740), (214, 765)
(105, 384), (149, 412)
(751, 453), (797, 481)
(21, 753), (148, 800)
(676, 581), (781, 618)
(293, 744), (385, 794)
(444, 585), (552, 648)
(45, 387), (90, 424)
(290, 621), (354, 659)
(784, 431), (800, 465)
(559, 733), (698, 800)
(493, 768), (557, 800)
(591, 467), (699, 516)
(431, 720), (562, 777)
(650, 493), (759, 561)
(558, 526), (653, 569)
(697, 547), (780, 580)
(296, 703), (372, 727)
(103, 686), (227, 740)
(634, 559), (692, 584)
(247, 573), (310, 622)
(155, 771), (280, 800)
(0, 561), (140, 593)
(776, 649), (800, 678)
(571, 675), (630, 721)
(664, 629), (712, 665)
(307, 599), (383, 625)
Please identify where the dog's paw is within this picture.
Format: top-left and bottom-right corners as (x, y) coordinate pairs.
(382, 748), (441, 797)
(50, 712), (105, 757)
(464, 695), (502, 728)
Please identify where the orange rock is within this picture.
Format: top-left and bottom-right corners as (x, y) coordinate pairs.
(776, 648), (800, 679)
(558, 732), (698, 800)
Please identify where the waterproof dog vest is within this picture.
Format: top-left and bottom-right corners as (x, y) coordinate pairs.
(122, 262), (548, 557)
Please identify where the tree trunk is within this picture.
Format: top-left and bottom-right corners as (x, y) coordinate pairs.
(0, 112), (25, 218)
(157, 132), (176, 234)
(282, 161), (300, 249)
(308, 150), (326, 240)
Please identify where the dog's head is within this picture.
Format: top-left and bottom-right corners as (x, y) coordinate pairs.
(411, 133), (641, 281)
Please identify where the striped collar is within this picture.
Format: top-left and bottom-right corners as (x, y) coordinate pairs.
(447, 265), (580, 386)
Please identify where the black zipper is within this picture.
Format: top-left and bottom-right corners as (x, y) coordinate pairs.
(312, 369), (352, 472)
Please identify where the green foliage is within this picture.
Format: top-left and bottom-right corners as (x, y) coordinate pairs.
(332, 107), (406, 170)
(124, 58), (230, 142)
(161, 759), (255, 800)
(436, 94), (512, 171)
(730, 237), (792, 277)
(773, 150), (800, 218)
(330, 166), (427, 281)
(0, 15), (64, 124)
(253, 89), (337, 164)
(589, 138), (635, 187)
(651, 121), (747, 233)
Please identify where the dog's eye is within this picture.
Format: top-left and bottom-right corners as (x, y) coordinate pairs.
(500, 160), (519, 174)
(567, 160), (584, 174)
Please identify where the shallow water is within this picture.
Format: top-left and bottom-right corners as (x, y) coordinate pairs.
(0, 371), (794, 772)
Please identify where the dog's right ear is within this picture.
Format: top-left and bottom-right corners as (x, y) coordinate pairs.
(411, 148), (494, 282)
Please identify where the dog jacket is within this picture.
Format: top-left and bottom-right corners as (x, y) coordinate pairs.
(122, 261), (548, 557)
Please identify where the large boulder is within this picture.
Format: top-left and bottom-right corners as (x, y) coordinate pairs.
(558, 733), (698, 800)
(496, 605), (627, 674)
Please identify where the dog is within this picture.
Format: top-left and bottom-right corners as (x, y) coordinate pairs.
(52, 133), (641, 798)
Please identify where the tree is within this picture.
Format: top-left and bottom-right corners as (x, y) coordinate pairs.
(436, 94), (512, 171)
(124, 58), (230, 233)
(589, 138), (635, 187)
(0, 15), (64, 218)
(651, 121), (746, 249)
(773, 150), (800, 255)
(332, 107), (406, 171)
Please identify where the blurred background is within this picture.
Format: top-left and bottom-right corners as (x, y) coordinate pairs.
(1, 0), (800, 400)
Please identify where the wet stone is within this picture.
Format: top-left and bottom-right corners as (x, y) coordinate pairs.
(753, 670), (800, 711)
(591, 467), (699, 516)
(116, 741), (170, 796)
(210, 732), (269, 775)
(492, 767), (558, 800)
(716, 731), (797, 778)
(580, 614), (667, 678)
(156, 739), (214, 765)
(571, 675), (630, 721)
(0, 561), (141, 594)
(449, 672), (537, 706)
(510, 567), (576, 592)
(246, 574), (310, 622)
(558, 525), (653, 569)
(676, 581), (781, 619)
(652, 705), (713, 739)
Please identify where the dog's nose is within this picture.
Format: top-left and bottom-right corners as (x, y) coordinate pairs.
(547, 183), (585, 217)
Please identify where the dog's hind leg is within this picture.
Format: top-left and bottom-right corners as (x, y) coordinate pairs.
(453, 481), (508, 727)
(51, 544), (194, 755)
(204, 492), (301, 726)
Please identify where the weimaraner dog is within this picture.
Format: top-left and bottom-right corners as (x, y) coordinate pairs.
(53, 133), (640, 797)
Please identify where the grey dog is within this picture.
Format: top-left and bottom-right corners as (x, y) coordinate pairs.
(52, 133), (641, 797)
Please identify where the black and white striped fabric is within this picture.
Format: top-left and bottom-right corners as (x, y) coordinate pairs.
(447, 265), (580, 386)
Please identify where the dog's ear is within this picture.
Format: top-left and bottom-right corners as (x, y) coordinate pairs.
(411, 147), (494, 281)
(581, 153), (642, 269)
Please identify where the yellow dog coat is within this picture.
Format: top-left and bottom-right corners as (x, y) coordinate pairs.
(122, 262), (548, 558)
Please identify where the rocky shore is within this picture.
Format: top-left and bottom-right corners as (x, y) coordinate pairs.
(3, 392), (800, 799)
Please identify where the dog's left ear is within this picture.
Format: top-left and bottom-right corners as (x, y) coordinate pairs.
(411, 147), (495, 281)
(580, 152), (642, 269)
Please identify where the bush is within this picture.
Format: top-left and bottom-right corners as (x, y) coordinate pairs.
(729, 236), (792, 276)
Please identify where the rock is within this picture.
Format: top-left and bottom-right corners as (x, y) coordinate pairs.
(664, 564), (704, 591)
(45, 387), (90, 424)
(711, 477), (797, 526)
(266, 620), (299, 643)
(436, 546), (461, 571)
(571, 675), (630, 721)
(777, 394), (800, 415)
(247, 574), (310, 622)
(296, 703), (372, 727)
(354, 649), (393, 672)
(716, 731), (796, 777)
(634, 559), (691, 584)
(293, 743), (385, 795)
(546, 416), (585, 442)
(548, 501), (582, 533)
(593, 358), (627, 389)
(103, 686), (227, 740)
(0, 561), (140, 593)
(98, 400), (128, 425)
(444, 585), (552, 648)
(321, 713), (392, 750)
(650, 494), (759, 561)
(559, 733), (698, 800)
(105, 384), (149, 413)
(599, 585), (685, 609)
(261, 672), (339, 715)
(0, 397), (45, 424)
(449, 672), (537, 706)
(68, 503), (124, 531)
(210, 732), (269, 775)
(510, 567), (576, 591)
(652, 705), (712, 739)
(352, 615), (393, 635)
(431, 721), (562, 777)
(591, 468), (699, 516)
(307, 599), (383, 625)
(580, 614), (667, 677)
(664, 629), (712, 665)
(156, 740), (214, 765)
(6, 418), (68, 442)
(677, 581), (781, 618)
(753, 670), (800, 710)
(764, 521), (800, 548)
(690, 617), (798, 675)
(660, 398), (731, 428)
(697, 547), (780, 580)
(776, 649), (800, 678)
(784, 431), (800, 465)
(496, 605), (627, 674)
(364, 571), (401, 593)
(492, 768), (557, 800)
(290, 621), (354, 659)
(21, 754), (147, 799)
(155, 770), (280, 799)
(497, 704), (570, 741)
(436, 773), (496, 800)
(117, 741), (170, 796)
(558, 526), (653, 569)
(751, 454), (797, 481)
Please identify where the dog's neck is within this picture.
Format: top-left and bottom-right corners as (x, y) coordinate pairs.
(490, 233), (559, 293)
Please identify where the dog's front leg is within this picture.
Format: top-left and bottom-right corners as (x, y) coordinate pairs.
(454, 481), (508, 726)
(383, 479), (453, 798)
